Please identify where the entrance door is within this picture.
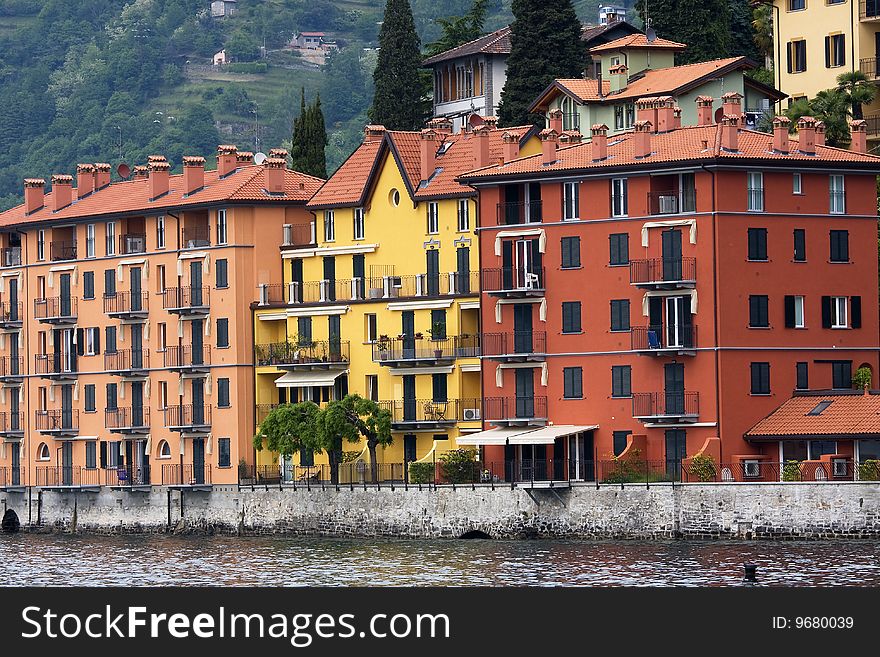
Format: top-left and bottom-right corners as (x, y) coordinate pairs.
(402, 311), (415, 359)
(130, 266), (142, 312)
(661, 229), (683, 281)
(456, 247), (470, 294)
(513, 304), (533, 353)
(426, 249), (440, 296)
(192, 378), (205, 425)
(131, 323), (143, 369)
(664, 363), (685, 415)
(192, 437), (205, 485)
(520, 444), (547, 481)
(59, 273), (71, 317)
(190, 260), (203, 306)
(567, 430), (595, 481)
(665, 429), (686, 479)
(191, 319), (204, 366)
(515, 368), (535, 418)
(403, 375), (416, 422)
(62, 440), (73, 486)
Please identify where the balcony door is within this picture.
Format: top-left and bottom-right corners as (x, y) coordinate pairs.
(131, 380), (144, 427)
(60, 273), (72, 316)
(514, 238), (541, 289)
(456, 247), (470, 294)
(190, 260), (203, 306)
(131, 323), (143, 368)
(426, 249), (440, 296)
(328, 315), (341, 361)
(322, 256), (336, 302)
(191, 319), (204, 366)
(11, 442), (20, 485)
(403, 375), (416, 422)
(664, 363), (685, 415)
(8, 278), (18, 321)
(192, 438), (205, 485)
(503, 184), (520, 225)
(192, 378), (205, 425)
(515, 368), (535, 418)
(130, 266), (142, 312)
(661, 229), (682, 282)
(666, 296), (692, 348)
(352, 254), (365, 299)
(525, 183), (542, 223)
(665, 429), (686, 480)
(402, 311), (415, 359)
(291, 259), (304, 303)
(62, 440), (73, 486)
(61, 383), (74, 430)
(513, 304), (533, 353)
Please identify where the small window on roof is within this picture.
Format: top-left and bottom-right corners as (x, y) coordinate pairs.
(806, 400), (834, 416)
(437, 141), (452, 155)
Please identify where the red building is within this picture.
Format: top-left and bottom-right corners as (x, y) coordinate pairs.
(458, 95), (880, 483)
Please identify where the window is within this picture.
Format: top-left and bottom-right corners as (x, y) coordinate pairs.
(747, 228), (768, 261)
(793, 295), (805, 328)
(83, 271), (95, 299)
(613, 431), (630, 457)
(609, 233), (629, 265)
(216, 258), (228, 288)
(218, 378), (230, 408)
(563, 367), (583, 399)
(217, 318), (229, 348)
(612, 365), (632, 398)
(432, 373), (447, 402)
(787, 39), (807, 73)
(614, 104), (635, 130)
(105, 221), (116, 255)
(323, 211), (335, 242)
(105, 326), (117, 353)
(563, 182), (579, 220)
(86, 224), (95, 257)
(366, 375), (379, 402)
(792, 173), (802, 195)
(750, 362), (771, 395)
(365, 314), (377, 342)
(217, 208), (228, 244)
(104, 269), (116, 298)
(561, 236), (580, 269)
(788, 0), (804, 9)
(158, 440), (171, 459)
(156, 215), (165, 249)
(796, 362), (809, 390)
(614, 104), (625, 130)
(830, 230), (848, 262)
(829, 175), (845, 214)
(85, 441), (97, 469)
(37, 230), (45, 261)
(610, 299), (630, 331)
(562, 301), (582, 333)
(457, 199), (470, 232)
(157, 265), (166, 294)
(390, 189), (400, 206)
(832, 361), (852, 389)
(747, 172), (764, 211)
(353, 207), (365, 240)
(84, 384), (96, 413)
(85, 327), (99, 356)
(159, 381), (168, 409)
(831, 296), (848, 328)
(825, 34), (845, 68)
(218, 438), (231, 468)
(106, 383), (118, 410)
(793, 229), (806, 262)
(37, 443), (50, 461)
(749, 295), (769, 327)
(427, 202), (439, 234)
(611, 178), (628, 217)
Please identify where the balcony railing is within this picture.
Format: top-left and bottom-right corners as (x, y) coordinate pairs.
(34, 353), (77, 377)
(372, 335), (480, 364)
(0, 355), (23, 379)
(35, 409), (79, 434)
(255, 340), (350, 367)
(282, 223), (316, 247)
(1, 247), (21, 267)
(165, 404), (212, 430)
(35, 466), (101, 488)
(379, 399), (459, 426)
(182, 225), (210, 248)
(482, 331), (546, 359)
(458, 399), (482, 422)
(256, 403), (279, 425)
(104, 291), (149, 316)
(104, 465), (151, 487)
(0, 300), (23, 326)
(286, 272), (480, 305)
(0, 466), (24, 487)
(860, 0), (880, 19)
(861, 57), (879, 79)
(119, 233), (147, 254)
(34, 296), (77, 322)
(865, 114), (880, 136)
(50, 239), (77, 261)
(496, 201), (543, 225)
(105, 407), (150, 432)
(629, 257), (696, 287)
(105, 348), (150, 373)
(0, 411), (23, 434)
(483, 396), (548, 423)
(631, 325), (697, 352)
(257, 283), (286, 305)
(161, 464), (212, 486)
(647, 189), (696, 215)
(481, 267), (545, 295)
(162, 286), (210, 312)
(632, 391), (699, 420)
(164, 345), (211, 370)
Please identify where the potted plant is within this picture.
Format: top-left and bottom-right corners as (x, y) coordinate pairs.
(429, 322), (446, 358)
(376, 334), (391, 358)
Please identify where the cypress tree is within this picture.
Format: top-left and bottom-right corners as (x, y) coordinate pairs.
(290, 88), (307, 172)
(290, 89), (328, 179)
(369, 0), (427, 130)
(635, 0), (730, 65)
(497, 0), (585, 127)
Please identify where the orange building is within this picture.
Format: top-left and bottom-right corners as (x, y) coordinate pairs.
(0, 147), (321, 490)
(458, 96), (880, 483)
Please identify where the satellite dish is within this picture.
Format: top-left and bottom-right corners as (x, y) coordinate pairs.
(646, 27), (656, 43)
(254, 152), (267, 165)
(116, 163), (131, 179)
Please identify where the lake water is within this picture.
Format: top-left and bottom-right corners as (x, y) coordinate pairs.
(2, 534), (880, 586)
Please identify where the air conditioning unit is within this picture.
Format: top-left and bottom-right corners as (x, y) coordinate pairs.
(463, 408), (481, 421)
(832, 459), (848, 477)
(743, 460), (760, 478)
(658, 195), (677, 214)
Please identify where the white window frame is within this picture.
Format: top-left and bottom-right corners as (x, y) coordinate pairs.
(158, 322), (167, 351)
(747, 172), (764, 212)
(159, 381), (168, 410)
(85, 328), (97, 356)
(792, 173), (802, 195)
(366, 314), (377, 343)
(37, 230), (45, 261)
(832, 296), (848, 328)
(156, 215), (166, 249)
(323, 210), (335, 242)
(86, 224), (96, 258)
(157, 265), (166, 294)
(611, 178), (628, 217)
(427, 202), (439, 235)
(105, 221), (116, 256)
(37, 443), (50, 461)
(353, 207), (365, 240)
(794, 295), (805, 328)
(217, 208), (228, 245)
(457, 199), (470, 232)
(157, 439), (171, 459)
(563, 182), (580, 220)
(829, 175), (845, 214)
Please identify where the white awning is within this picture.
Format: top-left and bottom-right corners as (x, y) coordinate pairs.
(274, 370), (346, 388)
(510, 425), (598, 445)
(455, 427), (535, 446)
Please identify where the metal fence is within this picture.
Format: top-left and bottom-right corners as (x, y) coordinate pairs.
(629, 257), (696, 285)
(104, 291), (149, 315)
(162, 286), (210, 310)
(255, 340), (350, 367)
(0, 466), (24, 487)
(482, 331), (546, 357)
(105, 348), (150, 372)
(34, 296), (77, 320)
(161, 464), (212, 486)
(481, 266), (545, 293)
(35, 466), (101, 487)
(164, 345), (211, 369)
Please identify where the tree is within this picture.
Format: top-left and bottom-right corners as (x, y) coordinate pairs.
(837, 70), (877, 120)
(290, 89), (328, 179)
(497, 0), (584, 127)
(426, 0), (490, 56)
(727, 0), (761, 62)
(635, 0), (730, 65)
(319, 395), (392, 482)
(253, 401), (322, 457)
(225, 30), (260, 62)
(786, 90), (851, 147)
(369, 0), (429, 130)
(751, 3), (774, 63)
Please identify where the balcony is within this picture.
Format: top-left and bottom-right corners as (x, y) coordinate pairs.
(119, 233), (147, 255)
(105, 407), (150, 434)
(164, 345), (211, 373)
(164, 404), (211, 433)
(35, 409), (79, 436)
(483, 396), (548, 427)
(496, 201), (543, 225)
(631, 325), (697, 356)
(182, 225), (210, 248)
(104, 291), (149, 319)
(632, 391), (700, 423)
(0, 466), (24, 489)
(105, 349), (150, 376)
(0, 300), (23, 328)
(281, 222), (316, 248)
(34, 296), (77, 324)
(481, 266), (545, 298)
(379, 399), (459, 430)
(104, 465), (151, 488)
(629, 258), (696, 289)
(458, 398), (482, 423)
(256, 403), (279, 425)
(482, 331), (546, 362)
(287, 272), (479, 305)
(0, 356), (23, 382)
(161, 464), (212, 488)
(865, 114), (880, 137)
(255, 340), (350, 370)
(50, 240), (77, 261)
(162, 286), (210, 315)
(372, 335), (480, 368)
(647, 189), (695, 215)
(0, 411), (24, 438)
(35, 466), (101, 489)
(860, 0), (880, 20)
(1, 247), (21, 267)
(34, 353), (77, 380)
(861, 58), (879, 79)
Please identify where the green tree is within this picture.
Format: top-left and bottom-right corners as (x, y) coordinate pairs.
(635, 0), (730, 64)
(751, 3), (774, 61)
(426, 0), (490, 56)
(253, 401), (322, 457)
(369, 0), (428, 130)
(497, 0), (584, 127)
(837, 70), (877, 120)
(786, 90), (851, 147)
(319, 395), (392, 482)
(290, 89), (328, 179)
(225, 30), (261, 62)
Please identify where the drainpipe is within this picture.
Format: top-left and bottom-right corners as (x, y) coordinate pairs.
(13, 228), (30, 489)
(700, 163), (722, 462)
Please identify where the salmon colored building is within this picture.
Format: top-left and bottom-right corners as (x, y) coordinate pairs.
(0, 148), (321, 490)
(458, 95), (880, 483)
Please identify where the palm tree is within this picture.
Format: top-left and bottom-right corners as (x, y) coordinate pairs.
(837, 70), (877, 120)
(752, 5), (774, 67)
(811, 89), (852, 146)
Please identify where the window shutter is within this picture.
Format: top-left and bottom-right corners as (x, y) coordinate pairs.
(821, 296), (832, 328)
(784, 295), (795, 328)
(76, 328), (84, 356)
(787, 42), (793, 74)
(94, 329), (100, 354)
(825, 36), (830, 68)
(851, 296), (862, 328)
(99, 441), (107, 469)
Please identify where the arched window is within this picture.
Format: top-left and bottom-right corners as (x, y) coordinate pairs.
(157, 440), (171, 459)
(37, 443), (50, 461)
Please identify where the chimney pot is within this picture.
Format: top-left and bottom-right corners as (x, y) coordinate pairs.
(548, 108), (563, 134)
(635, 97), (659, 128)
(772, 116), (791, 153)
(559, 130), (583, 145)
(51, 174), (74, 212)
(591, 123), (609, 161)
(502, 131), (520, 162)
(263, 156), (286, 193)
(24, 178), (46, 214)
(148, 159), (171, 200)
(420, 128), (438, 181)
(656, 97), (675, 133)
(364, 124), (386, 143)
(427, 117), (453, 136)
(850, 119), (867, 153)
(633, 120), (653, 158)
(608, 64), (628, 94)
(236, 150), (254, 164)
(540, 128), (559, 165)
(93, 162), (111, 190)
(482, 116), (498, 129)
(720, 114), (739, 152)
(695, 95), (714, 126)
(268, 148), (289, 160)
(132, 165), (149, 179)
(815, 120), (826, 146)
(472, 125), (491, 168)
(76, 163), (96, 199)
(796, 116), (817, 155)
(721, 92), (743, 121)
(672, 106), (682, 129)
(217, 144), (238, 177)
(183, 156), (206, 195)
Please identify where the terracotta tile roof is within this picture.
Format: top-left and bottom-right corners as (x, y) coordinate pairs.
(589, 33), (687, 53)
(459, 124), (880, 182)
(745, 393), (880, 439)
(547, 78), (612, 102)
(307, 140), (384, 209)
(422, 26), (512, 65)
(0, 165), (323, 227)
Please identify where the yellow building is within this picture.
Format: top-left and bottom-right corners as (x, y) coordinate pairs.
(252, 119), (540, 480)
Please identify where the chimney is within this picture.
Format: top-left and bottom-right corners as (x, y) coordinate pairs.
(673, 106), (682, 129)
(796, 116), (816, 155)
(76, 164), (95, 198)
(548, 108), (563, 133)
(656, 97), (675, 133)
(364, 124), (386, 143)
(720, 115), (739, 152)
(132, 165), (149, 180)
(635, 97), (658, 128)
(502, 131), (520, 162)
(472, 125), (491, 168)
(51, 174), (73, 211)
(148, 159), (171, 200)
(263, 157), (286, 194)
(93, 162), (111, 190)
(420, 129), (438, 181)
(236, 150), (254, 165)
(850, 119), (867, 153)
(182, 156), (206, 195)
(217, 144), (238, 177)
(591, 124), (609, 161)
(24, 178), (46, 214)
(540, 128), (559, 165)
(559, 130), (583, 145)
(633, 120), (653, 158)
(427, 117), (453, 137)
(696, 96), (714, 126)
(269, 148), (289, 162)
(815, 120), (826, 146)
(483, 116), (498, 129)
(608, 64), (628, 94)
(596, 68), (604, 99)
(772, 116), (791, 153)
(721, 92), (743, 120)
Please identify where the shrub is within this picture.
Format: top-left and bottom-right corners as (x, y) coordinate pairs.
(858, 459), (880, 481)
(227, 62), (268, 74)
(688, 454), (717, 482)
(438, 448), (478, 483)
(408, 461), (434, 484)
(782, 460), (802, 482)
(853, 366), (873, 390)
